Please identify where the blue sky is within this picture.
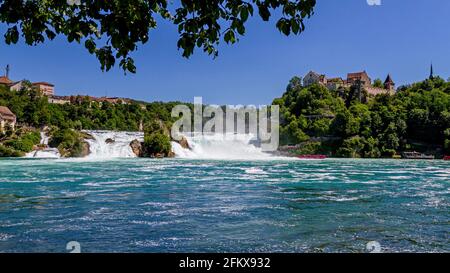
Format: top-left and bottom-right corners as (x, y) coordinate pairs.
(1, 0), (449, 105)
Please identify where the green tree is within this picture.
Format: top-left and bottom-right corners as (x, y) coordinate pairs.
(1, 0), (316, 73)
(444, 128), (450, 154)
(373, 78), (383, 88)
(143, 132), (171, 157)
(337, 136), (364, 158)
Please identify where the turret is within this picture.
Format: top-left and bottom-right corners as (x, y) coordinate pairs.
(384, 74), (395, 92)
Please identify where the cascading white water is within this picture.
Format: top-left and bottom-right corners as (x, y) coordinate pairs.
(25, 131), (61, 158)
(84, 130), (144, 158)
(25, 148), (61, 158)
(40, 131), (49, 145)
(25, 130), (280, 160)
(171, 133), (277, 160)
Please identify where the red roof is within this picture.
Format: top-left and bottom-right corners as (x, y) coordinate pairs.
(0, 106), (16, 120)
(0, 76), (12, 85)
(347, 71), (369, 79)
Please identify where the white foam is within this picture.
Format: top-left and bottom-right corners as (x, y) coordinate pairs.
(25, 148), (61, 158)
(172, 133), (285, 160)
(84, 130), (143, 159)
(25, 131), (61, 158)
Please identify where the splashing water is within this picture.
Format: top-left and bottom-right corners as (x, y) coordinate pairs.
(171, 133), (280, 160)
(25, 131), (60, 158)
(84, 131), (144, 159)
(0, 159), (448, 252)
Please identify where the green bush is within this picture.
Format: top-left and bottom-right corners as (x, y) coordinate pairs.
(3, 131), (41, 153)
(0, 145), (24, 157)
(295, 142), (321, 155)
(336, 137), (364, 158)
(49, 129), (84, 157)
(143, 132), (171, 157)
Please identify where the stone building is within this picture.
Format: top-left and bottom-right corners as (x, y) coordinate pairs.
(384, 74), (395, 92)
(346, 71), (372, 87)
(303, 71), (327, 87)
(302, 70), (395, 96)
(48, 95), (71, 104)
(1, 65), (55, 96)
(32, 82), (55, 96)
(0, 106), (16, 132)
(0, 76), (12, 88)
(326, 77), (346, 91)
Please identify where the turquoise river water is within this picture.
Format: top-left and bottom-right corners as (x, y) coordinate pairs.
(0, 158), (448, 252)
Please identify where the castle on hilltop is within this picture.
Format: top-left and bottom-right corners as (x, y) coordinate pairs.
(303, 70), (396, 96)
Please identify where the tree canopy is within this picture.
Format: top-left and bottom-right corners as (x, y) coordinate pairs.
(273, 77), (450, 157)
(0, 0), (316, 73)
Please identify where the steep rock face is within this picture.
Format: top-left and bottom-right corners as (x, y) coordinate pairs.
(105, 138), (115, 144)
(80, 142), (91, 157)
(130, 139), (143, 157)
(177, 136), (190, 150)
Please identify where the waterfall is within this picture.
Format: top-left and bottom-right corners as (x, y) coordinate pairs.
(25, 131), (61, 158)
(25, 130), (280, 159)
(25, 148), (61, 159)
(171, 133), (277, 160)
(40, 131), (49, 145)
(83, 130), (144, 159)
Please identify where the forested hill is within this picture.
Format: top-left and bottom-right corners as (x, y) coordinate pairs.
(0, 85), (182, 131)
(0, 85), (185, 157)
(273, 77), (450, 158)
(1, 76), (450, 158)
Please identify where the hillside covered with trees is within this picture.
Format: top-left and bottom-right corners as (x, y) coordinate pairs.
(0, 83), (182, 157)
(273, 76), (450, 158)
(2, 76), (450, 158)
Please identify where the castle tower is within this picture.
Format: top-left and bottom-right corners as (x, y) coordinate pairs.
(384, 74), (395, 92)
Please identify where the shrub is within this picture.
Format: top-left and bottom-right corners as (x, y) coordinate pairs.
(336, 136), (364, 158)
(295, 142), (321, 155)
(3, 131), (41, 153)
(143, 132), (171, 157)
(49, 129), (84, 157)
(0, 145), (24, 157)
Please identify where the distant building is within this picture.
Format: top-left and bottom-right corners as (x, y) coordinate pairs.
(0, 106), (16, 131)
(326, 77), (346, 91)
(7, 80), (55, 95)
(95, 97), (130, 105)
(32, 82), (55, 96)
(9, 81), (26, 92)
(384, 74), (395, 92)
(0, 76), (12, 87)
(302, 70), (395, 96)
(303, 71), (327, 87)
(347, 71), (371, 87)
(48, 95), (70, 104)
(0, 65), (12, 88)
